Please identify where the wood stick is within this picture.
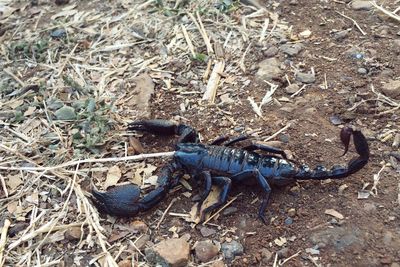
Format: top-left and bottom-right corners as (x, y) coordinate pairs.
(202, 60), (225, 103)
(0, 219), (11, 267)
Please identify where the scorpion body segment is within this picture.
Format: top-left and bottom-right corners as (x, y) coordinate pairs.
(91, 119), (369, 224)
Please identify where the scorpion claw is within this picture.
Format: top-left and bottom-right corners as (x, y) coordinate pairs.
(128, 119), (178, 135)
(340, 126), (353, 156)
(91, 184), (142, 217)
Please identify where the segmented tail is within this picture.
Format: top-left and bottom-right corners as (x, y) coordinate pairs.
(295, 127), (369, 180)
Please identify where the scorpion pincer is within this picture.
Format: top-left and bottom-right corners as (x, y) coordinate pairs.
(91, 119), (369, 224)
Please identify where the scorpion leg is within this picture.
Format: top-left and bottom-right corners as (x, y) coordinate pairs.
(243, 143), (288, 159)
(199, 176), (232, 223)
(128, 119), (199, 144)
(230, 169), (272, 224)
(194, 171), (212, 216)
(210, 134), (249, 146)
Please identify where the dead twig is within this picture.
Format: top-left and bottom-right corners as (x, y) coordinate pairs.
(156, 198), (177, 229)
(202, 193), (242, 225)
(202, 60), (225, 103)
(0, 146), (174, 172)
(336, 11), (366, 35)
(263, 123), (291, 142)
(0, 219), (11, 267)
(370, 1), (400, 22)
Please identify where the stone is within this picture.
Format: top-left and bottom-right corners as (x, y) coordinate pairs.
(280, 43), (303, 56)
(221, 240), (244, 261)
(263, 46), (279, 57)
(296, 72), (316, 83)
(200, 227), (217, 237)
(277, 247), (289, 258)
(363, 203), (376, 212)
(351, 1), (373, 10)
(381, 80), (400, 99)
(358, 68), (367, 75)
(64, 227), (82, 241)
(195, 240), (219, 262)
(145, 238), (190, 267)
(284, 217), (293, 225)
(334, 30), (349, 41)
(222, 207), (238, 216)
(117, 259), (131, 267)
(55, 106), (76, 120)
(284, 84), (299, 94)
(260, 248), (273, 262)
(256, 58), (282, 81)
(310, 227), (364, 251)
(130, 220), (148, 233)
(288, 208), (296, 217)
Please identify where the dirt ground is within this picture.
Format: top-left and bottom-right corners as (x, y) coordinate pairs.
(0, 0), (399, 266)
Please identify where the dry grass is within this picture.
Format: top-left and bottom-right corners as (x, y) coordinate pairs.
(0, 0), (294, 265)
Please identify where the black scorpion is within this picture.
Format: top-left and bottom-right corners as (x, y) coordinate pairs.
(91, 119), (369, 224)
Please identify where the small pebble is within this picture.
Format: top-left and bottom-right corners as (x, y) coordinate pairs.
(358, 68), (367, 75)
(200, 227), (217, 237)
(50, 28), (66, 38)
(260, 248), (273, 262)
(222, 207), (238, 216)
(277, 247), (289, 258)
(221, 240), (244, 261)
(284, 217), (293, 225)
(284, 84), (299, 94)
(330, 115), (343, 125)
(64, 227), (82, 241)
(195, 240), (219, 262)
(130, 220), (148, 233)
(295, 72), (316, 84)
(288, 208), (296, 217)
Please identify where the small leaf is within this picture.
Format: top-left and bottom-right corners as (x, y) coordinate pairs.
(104, 166), (122, 189)
(55, 106), (76, 120)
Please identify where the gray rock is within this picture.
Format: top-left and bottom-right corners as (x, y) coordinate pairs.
(145, 238), (190, 267)
(195, 240), (219, 262)
(351, 1), (373, 10)
(55, 106), (76, 120)
(260, 248), (273, 262)
(284, 217), (293, 225)
(263, 46), (279, 57)
(284, 84), (299, 94)
(363, 203), (376, 213)
(334, 30), (349, 41)
(381, 80), (400, 100)
(296, 72), (316, 83)
(330, 115), (343, 125)
(51, 28), (66, 38)
(280, 43), (303, 56)
(200, 227), (216, 237)
(358, 68), (367, 74)
(277, 247), (289, 259)
(221, 240), (244, 261)
(222, 207), (238, 216)
(256, 58), (282, 81)
(310, 227), (364, 251)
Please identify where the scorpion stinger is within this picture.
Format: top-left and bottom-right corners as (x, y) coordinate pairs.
(91, 119), (369, 225)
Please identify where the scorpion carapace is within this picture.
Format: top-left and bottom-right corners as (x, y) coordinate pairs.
(91, 119), (369, 224)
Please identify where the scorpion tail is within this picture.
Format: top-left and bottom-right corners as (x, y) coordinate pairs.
(295, 126), (369, 180)
(128, 119), (199, 144)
